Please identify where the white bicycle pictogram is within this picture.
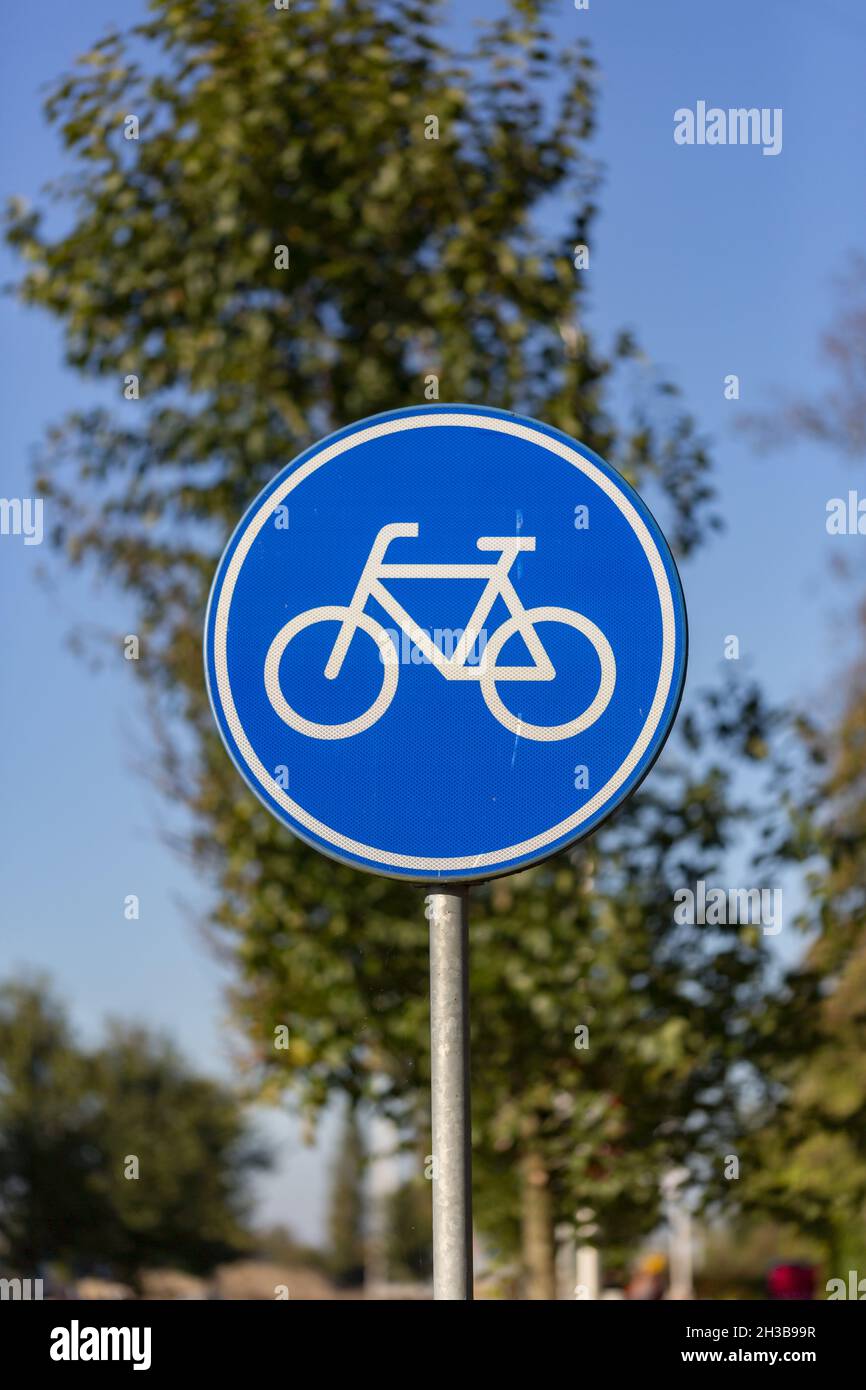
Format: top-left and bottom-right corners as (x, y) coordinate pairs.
(263, 523), (616, 741)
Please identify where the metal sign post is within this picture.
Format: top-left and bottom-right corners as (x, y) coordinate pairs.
(427, 888), (473, 1300)
(204, 403), (688, 1302)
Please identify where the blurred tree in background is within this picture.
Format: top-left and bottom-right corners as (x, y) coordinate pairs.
(252, 1221), (328, 1273)
(737, 263), (866, 1278)
(5, 0), (809, 1293)
(0, 979), (107, 1273)
(0, 978), (264, 1282)
(469, 684), (816, 1294)
(383, 1176), (433, 1283)
(742, 253), (866, 462)
(735, 624), (866, 1279)
(326, 1100), (365, 1286)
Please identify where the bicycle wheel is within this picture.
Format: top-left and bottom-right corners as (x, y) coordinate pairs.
(480, 605), (616, 741)
(264, 605), (399, 739)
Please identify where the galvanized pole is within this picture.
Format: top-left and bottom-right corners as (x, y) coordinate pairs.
(427, 887), (473, 1300)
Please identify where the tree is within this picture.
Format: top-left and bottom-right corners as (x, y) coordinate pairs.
(5, 0), (713, 1088)
(86, 1021), (265, 1279)
(741, 252), (866, 461)
(252, 1222), (328, 1273)
(0, 978), (264, 1281)
(326, 1101), (365, 1286)
(6, 0), (743, 1292)
(383, 1177), (433, 1284)
(733, 651), (866, 1275)
(735, 254), (866, 1275)
(468, 681), (809, 1293)
(0, 979), (107, 1273)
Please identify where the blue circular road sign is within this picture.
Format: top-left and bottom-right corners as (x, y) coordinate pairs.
(205, 405), (687, 881)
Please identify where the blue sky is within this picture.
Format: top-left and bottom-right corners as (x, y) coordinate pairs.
(1, 0), (863, 1242)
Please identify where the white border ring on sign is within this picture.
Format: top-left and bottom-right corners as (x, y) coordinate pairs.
(211, 411), (678, 873)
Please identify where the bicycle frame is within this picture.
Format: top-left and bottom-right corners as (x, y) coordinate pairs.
(323, 523), (556, 682)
